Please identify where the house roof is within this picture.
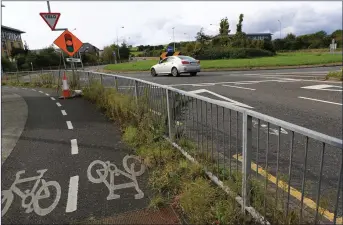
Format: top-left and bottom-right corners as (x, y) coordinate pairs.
(1, 25), (25, 34)
(79, 43), (100, 52)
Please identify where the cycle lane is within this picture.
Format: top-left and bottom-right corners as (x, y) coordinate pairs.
(1, 87), (152, 224)
(54, 93), (151, 223)
(1, 87), (76, 224)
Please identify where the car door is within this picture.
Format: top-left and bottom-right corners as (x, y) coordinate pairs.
(155, 58), (168, 73)
(161, 57), (174, 74)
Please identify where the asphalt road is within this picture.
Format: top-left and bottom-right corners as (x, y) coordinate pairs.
(1, 86), (151, 224)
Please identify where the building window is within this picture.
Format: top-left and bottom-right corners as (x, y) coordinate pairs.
(2, 40), (6, 50)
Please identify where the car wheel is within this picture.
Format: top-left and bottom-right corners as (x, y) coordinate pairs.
(151, 68), (157, 77)
(190, 72), (197, 76)
(171, 67), (180, 77)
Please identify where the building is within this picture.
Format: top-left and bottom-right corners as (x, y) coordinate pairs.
(1, 25), (25, 58)
(78, 43), (100, 56)
(213, 33), (273, 41)
(245, 33), (272, 41)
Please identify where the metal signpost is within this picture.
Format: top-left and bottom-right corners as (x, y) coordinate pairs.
(40, 1), (84, 89)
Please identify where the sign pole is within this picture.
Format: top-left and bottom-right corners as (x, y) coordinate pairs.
(78, 51), (84, 70)
(47, 1), (51, 13)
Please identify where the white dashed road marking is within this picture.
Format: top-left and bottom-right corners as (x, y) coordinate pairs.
(61, 110), (67, 116)
(51, 97), (56, 101)
(222, 84), (256, 91)
(71, 139), (78, 155)
(66, 121), (73, 129)
(39, 91), (43, 93)
(298, 96), (342, 106)
(301, 84), (342, 92)
(45, 93), (50, 96)
(56, 102), (62, 107)
(66, 176), (79, 213)
(32, 89), (36, 91)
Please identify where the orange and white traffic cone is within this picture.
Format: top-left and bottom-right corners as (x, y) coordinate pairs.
(59, 72), (71, 99)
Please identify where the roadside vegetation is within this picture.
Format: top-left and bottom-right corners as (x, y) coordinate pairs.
(326, 68), (343, 81)
(79, 80), (322, 225)
(4, 73), (334, 224)
(103, 52), (342, 72)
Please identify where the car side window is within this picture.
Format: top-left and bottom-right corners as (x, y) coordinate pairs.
(161, 58), (168, 63)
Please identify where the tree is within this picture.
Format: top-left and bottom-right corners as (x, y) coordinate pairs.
(119, 42), (131, 60)
(236, 14), (244, 33)
(219, 17), (230, 36)
(195, 28), (212, 45)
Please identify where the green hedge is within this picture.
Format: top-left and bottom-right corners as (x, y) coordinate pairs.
(195, 48), (275, 60)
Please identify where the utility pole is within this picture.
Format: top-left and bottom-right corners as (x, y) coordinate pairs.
(116, 26), (124, 63)
(172, 27), (175, 51)
(278, 20), (281, 39)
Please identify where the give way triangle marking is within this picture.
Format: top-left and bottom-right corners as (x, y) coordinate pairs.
(188, 89), (254, 109)
(40, 12), (61, 30)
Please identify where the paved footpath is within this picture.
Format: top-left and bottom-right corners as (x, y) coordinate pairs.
(1, 86), (180, 224)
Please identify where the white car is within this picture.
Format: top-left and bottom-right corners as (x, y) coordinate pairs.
(150, 55), (201, 77)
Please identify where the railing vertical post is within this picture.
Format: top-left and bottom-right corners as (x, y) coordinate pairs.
(134, 80), (139, 105)
(87, 72), (90, 87)
(242, 112), (252, 213)
(100, 74), (103, 85)
(166, 89), (174, 140)
(114, 76), (118, 91)
(28, 71), (32, 83)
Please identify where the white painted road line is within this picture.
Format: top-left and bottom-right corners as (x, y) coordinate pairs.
(222, 84), (256, 91)
(188, 89), (254, 109)
(45, 93), (50, 96)
(66, 176), (79, 213)
(56, 102), (62, 107)
(298, 96), (342, 106)
(39, 91), (43, 93)
(32, 89), (36, 91)
(66, 121), (73, 129)
(50, 97), (56, 101)
(61, 110), (67, 116)
(71, 139), (78, 155)
(301, 84), (342, 92)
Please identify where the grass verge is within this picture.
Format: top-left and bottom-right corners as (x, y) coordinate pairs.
(325, 68), (343, 81)
(103, 52), (342, 72)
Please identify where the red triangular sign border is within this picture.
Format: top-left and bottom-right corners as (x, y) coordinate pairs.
(40, 12), (61, 30)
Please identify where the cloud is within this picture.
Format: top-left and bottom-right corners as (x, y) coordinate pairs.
(1, 1), (342, 50)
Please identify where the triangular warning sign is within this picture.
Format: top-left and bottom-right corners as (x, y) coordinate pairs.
(40, 12), (61, 30)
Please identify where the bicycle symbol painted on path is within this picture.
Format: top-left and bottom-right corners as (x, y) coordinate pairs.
(87, 155), (146, 200)
(1, 169), (61, 217)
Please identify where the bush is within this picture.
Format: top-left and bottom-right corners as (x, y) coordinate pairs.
(195, 47), (275, 60)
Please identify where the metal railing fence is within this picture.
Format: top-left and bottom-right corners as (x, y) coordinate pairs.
(4, 69), (342, 225)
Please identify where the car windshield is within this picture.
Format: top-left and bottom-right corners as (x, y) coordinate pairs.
(177, 56), (196, 61)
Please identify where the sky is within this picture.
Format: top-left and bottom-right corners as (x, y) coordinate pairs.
(1, 1), (342, 50)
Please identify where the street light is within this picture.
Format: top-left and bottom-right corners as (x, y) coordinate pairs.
(116, 26), (124, 62)
(277, 20), (281, 39)
(172, 27), (175, 51)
